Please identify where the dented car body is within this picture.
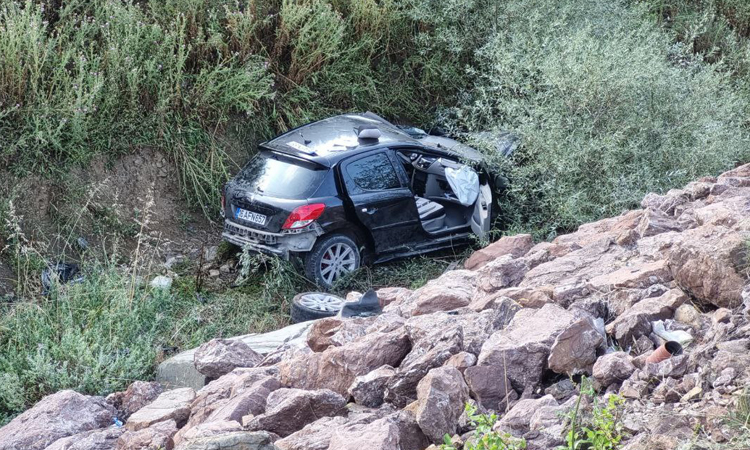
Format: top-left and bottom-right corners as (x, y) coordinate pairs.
(222, 112), (507, 288)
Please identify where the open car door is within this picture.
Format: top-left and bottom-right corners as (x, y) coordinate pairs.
(470, 182), (492, 240)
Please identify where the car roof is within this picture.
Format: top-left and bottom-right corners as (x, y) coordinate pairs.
(260, 112), (421, 167)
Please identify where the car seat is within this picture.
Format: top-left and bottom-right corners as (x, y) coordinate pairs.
(415, 197), (446, 233)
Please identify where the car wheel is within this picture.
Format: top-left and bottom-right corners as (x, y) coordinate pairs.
(304, 233), (360, 289)
(290, 292), (346, 323)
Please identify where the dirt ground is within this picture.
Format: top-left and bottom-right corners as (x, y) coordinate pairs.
(0, 148), (244, 296)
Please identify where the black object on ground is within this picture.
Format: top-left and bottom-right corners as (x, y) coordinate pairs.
(340, 289), (382, 318)
(41, 262), (83, 294)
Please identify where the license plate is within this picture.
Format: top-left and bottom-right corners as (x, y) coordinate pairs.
(235, 208), (267, 226)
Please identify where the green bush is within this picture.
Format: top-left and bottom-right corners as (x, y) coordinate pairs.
(445, 0), (750, 238)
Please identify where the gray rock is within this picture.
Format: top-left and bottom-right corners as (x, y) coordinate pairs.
(44, 426), (123, 450)
(176, 431), (277, 450)
(494, 395), (557, 437)
(125, 387), (195, 431)
(463, 365), (517, 412)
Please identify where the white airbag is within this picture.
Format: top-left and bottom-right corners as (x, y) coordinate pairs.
(444, 165), (479, 206)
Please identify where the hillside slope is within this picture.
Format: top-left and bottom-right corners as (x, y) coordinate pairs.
(2, 164), (748, 449)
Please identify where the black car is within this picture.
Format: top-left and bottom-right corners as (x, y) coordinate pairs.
(222, 112), (512, 289)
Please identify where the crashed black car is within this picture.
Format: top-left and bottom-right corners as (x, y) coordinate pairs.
(222, 112), (515, 289)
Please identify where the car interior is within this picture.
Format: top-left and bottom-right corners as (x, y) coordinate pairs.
(395, 149), (483, 235)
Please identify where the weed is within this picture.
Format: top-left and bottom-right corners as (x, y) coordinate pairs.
(441, 403), (526, 450)
(559, 377), (626, 450)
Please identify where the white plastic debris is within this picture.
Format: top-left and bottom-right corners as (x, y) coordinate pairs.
(652, 320), (693, 345)
(150, 276), (173, 290)
(444, 165), (479, 206)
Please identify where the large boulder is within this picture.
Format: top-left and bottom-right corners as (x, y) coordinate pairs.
(45, 427), (124, 450)
(278, 329), (411, 396)
(477, 304), (576, 390)
(384, 326), (463, 407)
(388, 270), (478, 317)
(667, 227), (746, 309)
(107, 381), (163, 421)
(306, 317), (371, 352)
(465, 234), (534, 270)
(475, 255), (529, 294)
(349, 365), (396, 408)
(274, 416), (349, 450)
(194, 339), (263, 379)
(0, 390), (115, 450)
(463, 365), (516, 412)
(494, 395), (558, 437)
(404, 311), (493, 356)
(126, 388), (196, 432)
(245, 389), (346, 437)
(547, 316), (604, 375)
(175, 431), (277, 450)
(414, 367), (470, 443)
(117, 419), (177, 450)
(592, 352), (636, 389)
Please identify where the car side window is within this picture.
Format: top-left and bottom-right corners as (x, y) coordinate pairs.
(345, 152), (401, 193)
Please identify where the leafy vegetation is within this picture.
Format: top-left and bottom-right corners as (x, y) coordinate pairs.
(559, 378), (626, 450)
(441, 403), (527, 450)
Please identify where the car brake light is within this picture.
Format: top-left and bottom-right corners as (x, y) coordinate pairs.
(282, 203), (325, 229)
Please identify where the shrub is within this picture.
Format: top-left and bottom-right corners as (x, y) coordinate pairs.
(441, 403), (526, 450)
(446, 0), (750, 238)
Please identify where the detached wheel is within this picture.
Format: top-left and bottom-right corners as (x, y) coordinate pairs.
(290, 292), (346, 323)
(304, 233), (360, 289)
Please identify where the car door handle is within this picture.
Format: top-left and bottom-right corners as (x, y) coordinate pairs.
(361, 207), (378, 215)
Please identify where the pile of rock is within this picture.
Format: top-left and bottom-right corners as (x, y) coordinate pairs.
(2, 164), (750, 449)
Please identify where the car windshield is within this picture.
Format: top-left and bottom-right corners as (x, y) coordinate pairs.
(236, 152), (328, 199)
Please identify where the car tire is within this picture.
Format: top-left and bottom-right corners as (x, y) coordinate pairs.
(290, 292), (346, 323)
(304, 233), (361, 289)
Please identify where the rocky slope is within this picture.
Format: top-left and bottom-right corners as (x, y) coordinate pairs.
(2, 164), (750, 449)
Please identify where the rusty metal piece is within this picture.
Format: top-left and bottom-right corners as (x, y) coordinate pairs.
(646, 341), (683, 364)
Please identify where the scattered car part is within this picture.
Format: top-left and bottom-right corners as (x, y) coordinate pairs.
(41, 262), (83, 294)
(290, 291), (346, 323)
(652, 320), (693, 346)
(646, 341), (683, 364)
(339, 289), (381, 318)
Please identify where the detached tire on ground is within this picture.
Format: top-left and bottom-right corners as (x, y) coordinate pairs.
(290, 292), (346, 323)
(304, 233), (361, 289)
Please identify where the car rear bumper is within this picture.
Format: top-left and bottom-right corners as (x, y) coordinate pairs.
(222, 219), (320, 259)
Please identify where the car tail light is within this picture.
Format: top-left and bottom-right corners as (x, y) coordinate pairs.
(282, 203), (325, 229)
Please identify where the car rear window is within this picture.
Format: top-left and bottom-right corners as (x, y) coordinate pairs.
(236, 152), (328, 199)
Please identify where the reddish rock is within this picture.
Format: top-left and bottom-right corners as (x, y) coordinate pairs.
(443, 351), (477, 374)
(592, 352), (636, 389)
(408, 270), (478, 316)
(116, 419), (177, 450)
(476, 255), (529, 294)
(107, 381), (163, 421)
(547, 316), (604, 375)
(245, 388), (346, 437)
(605, 289), (687, 345)
(668, 227), (746, 309)
(306, 317), (371, 352)
(463, 365), (517, 412)
(0, 390), (115, 450)
(414, 367), (470, 442)
(464, 234), (534, 270)
(194, 339), (263, 379)
(45, 426), (123, 450)
(494, 395), (557, 437)
(349, 365), (396, 408)
(278, 329), (411, 397)
(477, 304), (576, 390)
